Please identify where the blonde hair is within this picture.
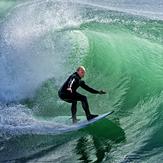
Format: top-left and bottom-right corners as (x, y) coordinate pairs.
(77, 66), (85, 72)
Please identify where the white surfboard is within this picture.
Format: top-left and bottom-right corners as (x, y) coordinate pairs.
(54, 111), (114, 128)
(73, 111), (114, 127)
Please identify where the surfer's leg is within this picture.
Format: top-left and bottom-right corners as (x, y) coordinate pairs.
(71, 101), (80, 123)
(71, 92), (98, 121)
(68, 92), (91, 118)
(68, 93), (91, 122)
(71, 101), (77, 118)
(59, 91), (80, 123)
(59, 91), (97, 121)
(81, 101), (98, 120)
(81, 100), (90, 117)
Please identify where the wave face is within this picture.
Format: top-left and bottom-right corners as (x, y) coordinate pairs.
(0, 0), (163, 162)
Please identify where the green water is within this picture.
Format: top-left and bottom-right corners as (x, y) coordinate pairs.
(0, 0), (163, 162)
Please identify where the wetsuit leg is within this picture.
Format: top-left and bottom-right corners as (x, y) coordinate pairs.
(59, 91), (91, 119)
(81, 101), (91, 117)
(71, 101), (77, 123)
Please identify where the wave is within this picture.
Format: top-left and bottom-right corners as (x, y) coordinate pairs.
(0, 0), (163, 162)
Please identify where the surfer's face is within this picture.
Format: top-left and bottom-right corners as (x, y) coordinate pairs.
(77, 68), (85, 78)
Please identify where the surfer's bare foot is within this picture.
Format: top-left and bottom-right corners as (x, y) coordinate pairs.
(87, 114), (98, 121)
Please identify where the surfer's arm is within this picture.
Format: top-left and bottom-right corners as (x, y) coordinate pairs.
(81, 81), (99, 94)
(81, 81), (106, 94)
(68, 78), (75, 88)
(67, 76), (76, 93)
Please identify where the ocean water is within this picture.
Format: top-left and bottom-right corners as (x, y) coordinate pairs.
(0, 0), (163, 162)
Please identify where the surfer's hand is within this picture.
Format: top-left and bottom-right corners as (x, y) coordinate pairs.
(67, 88), (72, 93)
(99, 91), (106, 94)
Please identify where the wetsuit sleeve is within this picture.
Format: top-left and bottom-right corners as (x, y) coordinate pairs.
(81, 81), (99, 94)
(68, 76), (76, 88)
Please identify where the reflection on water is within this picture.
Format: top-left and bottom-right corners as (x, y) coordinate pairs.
(5, 118), (125, 163)
(74, 118), (125, 162)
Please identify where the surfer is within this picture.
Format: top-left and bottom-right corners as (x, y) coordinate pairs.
(58, 66), (106, 123)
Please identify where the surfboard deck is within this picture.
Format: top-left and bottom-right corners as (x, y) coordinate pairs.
(54, 111), (114, 127)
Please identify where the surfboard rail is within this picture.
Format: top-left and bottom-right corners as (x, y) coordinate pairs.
(54, 111), (114, 127)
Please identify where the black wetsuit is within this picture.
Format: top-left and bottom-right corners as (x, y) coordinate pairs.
(58, 72), (99, 121)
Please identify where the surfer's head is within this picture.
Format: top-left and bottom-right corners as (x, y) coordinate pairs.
(77, 66), (85, 78)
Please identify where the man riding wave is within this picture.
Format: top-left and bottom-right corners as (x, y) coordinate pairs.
(58, 66), (106, 123)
